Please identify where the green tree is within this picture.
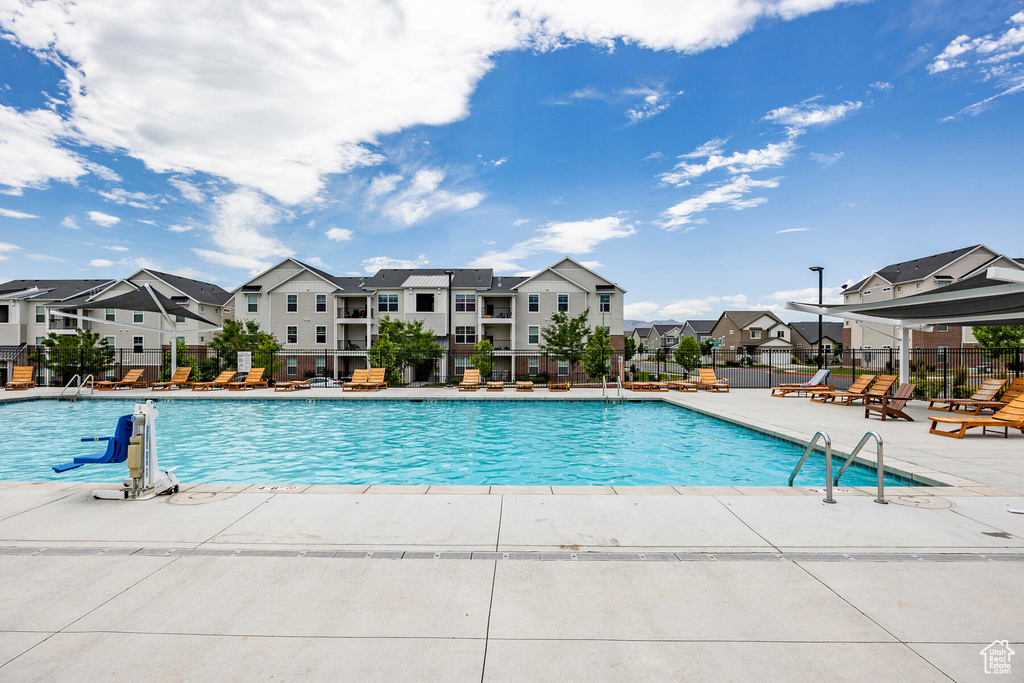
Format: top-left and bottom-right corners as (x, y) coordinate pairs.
(159, 339), (198, 381)
(699, 339), (714, 356)
(623, 336), (636, 361)
(973, 326), (1024, 353)
(673, 336), (701, 377)
(368, 336), (402, 385)
(582, 325), (615, 381)
(29, 328), (115, 384)
(370, 316), (443, 385)
(540, 308), (591, 377)
(470, 338), (494, 377)
(207, 319), (283, 375)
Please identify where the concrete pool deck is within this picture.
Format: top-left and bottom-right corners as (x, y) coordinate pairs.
(1, 387), (1022, 680)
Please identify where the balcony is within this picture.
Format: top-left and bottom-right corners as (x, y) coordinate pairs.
(337, 307), (371, 321)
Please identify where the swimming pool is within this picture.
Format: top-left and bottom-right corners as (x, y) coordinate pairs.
(0, 399), (910, 487)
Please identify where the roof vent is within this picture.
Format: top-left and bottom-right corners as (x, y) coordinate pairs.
(359, 277), (365, 287)
(497, 277), (503, 288)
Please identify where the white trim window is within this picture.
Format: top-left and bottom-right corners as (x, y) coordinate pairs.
(316, 294), (326, 312)
(315, 356), (326, 375)
(247, 294), (258, 313)
(104, 336), (115, 347)
(557, 294), (569, 312)
(937, 325), (949, 332)
(528, 294), (539, 312)
(455, 294), (476, 312)
(175, 314), (185, 323)
(528, 325), (539, 345)
(176, 336), (186, 345)
(527, 356), (539, 376)
(455, 326), (476, 344)
(35, 306), (45, 323)
(557, 360), (569, 376)
(105, 308), (115, 322)
(287, 326), (297, 344)
(133, 310), (144, 323)
(750, 329), (761, 340)
(315, 326), (327, 344)
(599, 294), (610, 313)
(287, 294), (298, 312)
(287, 357), (298, 376)
(454, 356), (473, 373)
(378, 294), (398, 312)
(133, 336), (144, 353)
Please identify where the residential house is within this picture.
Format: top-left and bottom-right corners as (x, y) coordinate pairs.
(789, 321), (844, 362)
(708, 310), (794, 362)
(841, 244), (1024, 351)
(679, 319), (717, 344)
(630, 327), (651, 350)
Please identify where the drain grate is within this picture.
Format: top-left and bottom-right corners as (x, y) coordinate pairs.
(0, 546), (1020, 563)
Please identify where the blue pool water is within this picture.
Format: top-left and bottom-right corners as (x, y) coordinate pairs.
(0, 399), (911, 487)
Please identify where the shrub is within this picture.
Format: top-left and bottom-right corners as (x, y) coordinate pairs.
(913, 379), (945, 400)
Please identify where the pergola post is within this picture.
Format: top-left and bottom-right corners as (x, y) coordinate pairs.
(899, 326), (910, 385)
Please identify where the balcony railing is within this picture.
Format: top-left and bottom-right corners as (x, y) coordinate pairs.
(338, 308), (371, 319)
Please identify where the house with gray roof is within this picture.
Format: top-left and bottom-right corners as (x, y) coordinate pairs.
(680, 319), (717, 343)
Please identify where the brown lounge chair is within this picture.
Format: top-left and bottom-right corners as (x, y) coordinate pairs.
(342, 369), (369, 391)
(693, 368), (729, 392)
(516, 380), (534, 392)
(771, 369), (832, 397)
(152, 366), (193, 391)
(94, 369), (147, 391)
(819, 374), (897, 406)
(667, 379), (698, 392)
(228, 368), (268, 391)
(459, 369), (482, 391)
(192, 370), (238, 391)
(624, 380), (651, 391)
(275, 379), (311, 392)
(929, 394), (1024, 438)
(929, 378), (1020, 415)
(865, 382), (917, 421)
(4, 366), (34, 391)
(649, 381), (669, 391)
(549, 380), (569, 392)
(360, 367), (387, 391)
(809, 374), (874, 403)
(486, 381), (504, 392)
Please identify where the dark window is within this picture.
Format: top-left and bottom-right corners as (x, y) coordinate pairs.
(455, 326), (476, 344)
(133, 336), (144, 353)
(316, 326), (327, 344)
(455, 294), (475, 312)
(416, 293), (434, 312)
(36, 306), (45, 323)
(378, 294), (398, 312)
(287, 326), (297, 344)
(0, 305), (7, 323)
(599, 294), (610, 313)
(247, 294), (258, 313)
(133, 310), (144, 323)
(557, 294), (569, 312)
(105, 308), (115, 321)
(287, 294), (298, 312)
(175, 314), (185, 323)
(316, 294), (326, 312)
(528, 294), (539, 312)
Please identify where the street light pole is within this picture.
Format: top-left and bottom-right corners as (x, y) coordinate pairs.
(444, 269), (454, 384)
(809, 266), (824, 370)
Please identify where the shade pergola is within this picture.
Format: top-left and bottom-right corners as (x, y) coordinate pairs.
(787, 267), (1024, 383)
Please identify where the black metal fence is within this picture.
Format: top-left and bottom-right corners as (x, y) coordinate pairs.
(8, 345), (1023, 396)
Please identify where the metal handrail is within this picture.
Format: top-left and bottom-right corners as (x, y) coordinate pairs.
(74, 374), (95, 401)
(834, 431), (886, 504)
(57, 374), (81, 401)
(788, 431), (835, 503)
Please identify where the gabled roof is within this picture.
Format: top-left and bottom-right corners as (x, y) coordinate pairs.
(683, 319), (717, 334)
(846, 245), (986, 293)
(0, 279), (113, 302)
(479, 276), (527, 294)
(139, 269), (232, 305)
(509, 257), (625, 293)
(633, 327), (652, 338)
(719, 310), (783, 329)
(789, 321), (844, 344)
(365, 268), (493, 289)
(652, 324), (681, 335)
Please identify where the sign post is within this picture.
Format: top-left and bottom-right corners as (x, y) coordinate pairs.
(237, 351), (252, 374)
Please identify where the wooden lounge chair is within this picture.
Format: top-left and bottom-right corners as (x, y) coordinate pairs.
(667, 379), (698, 392)
(819, 374), (896, 406)
(486, 381), (504, 392)
(4, 366), (34, 391)
(459, 369), (482, 391)
(929, 378), (1021, 415)
(624, 380), (651, 391)
(771, 369), (832, 397)
(94, 369), (147, 391)
(865, 382), (916, 421)
(649, 381), (670, 391)
(228, 368), (268, 391)
(695, 368), (729, 392)
(809, 373), (874, 403)
(342, 369), (369, 391)
(274, 379), (312, 392)
(516, 380), (534, 392)
(360, 367), (387, 391)
(192, 370), (238, 391)
(549, 381), (569, 392)
(929, 393), (1024, 438)
(152, 366), (193, 391)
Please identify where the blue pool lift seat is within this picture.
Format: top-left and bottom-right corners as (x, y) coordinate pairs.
(53, 414), (134, 473)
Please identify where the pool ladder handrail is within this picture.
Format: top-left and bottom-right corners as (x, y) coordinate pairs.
(788, 431), (835, 504)
(57, 373), (94, 402)
(833, 431), (886, 505)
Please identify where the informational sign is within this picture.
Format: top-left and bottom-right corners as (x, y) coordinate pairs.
(237, 351), (252, 373)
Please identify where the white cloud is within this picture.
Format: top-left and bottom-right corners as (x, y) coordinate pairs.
(87, 211), (121, 227)
(0, 207), (39, 219)
(366, 174), (404, 205)
(167, 224), (195, 233)
(642, 151), (664, 161)
(192, 189), (294, 273)
(62, 216), (81, 230)
(624, 301), (661, 319)
(763, 285), (846, 305)
(361, 254), (429, 275)
(622, 85), (677, 123)
(869, 81), (893, 91)
(809, 151), (844, 166)
(98, 187), (159, 209)
(88, 258), (115, 267)
(325, 227), (354, 242)
(304, 256), (329, 269)
(512, 218), (531, 226)
(0, 0), (847, 203)
(469, 215), (636, 271)
(0, 241), (20, 260)
(376, 169), (484, 226)
(941, 81), (1024, 121)
(659, 298), (715, 318)
(26, 253), (64, 262)
(0, 104), (88, 193)
(578, 260), (604, 269)
(762, 99), (863, 133)
(776, 227), (809, 234)
(168, 177), (205, 203)
(660, 139), (795, 185)
(659, 175), (780, 231)
(102, 245), (130, 252)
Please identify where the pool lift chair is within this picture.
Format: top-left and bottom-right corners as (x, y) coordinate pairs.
(52, 400), (180, 500)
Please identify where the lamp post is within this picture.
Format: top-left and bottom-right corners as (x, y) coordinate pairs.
(809, 266), (824, 369)
(444, 269), (454, 383)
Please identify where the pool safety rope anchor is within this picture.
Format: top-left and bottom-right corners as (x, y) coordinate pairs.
(93, 400), (180, 501)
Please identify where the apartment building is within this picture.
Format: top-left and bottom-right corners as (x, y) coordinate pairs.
(841, 245), (1024, 350)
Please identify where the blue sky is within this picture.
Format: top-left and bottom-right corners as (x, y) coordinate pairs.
(0, 0), (1022, 321)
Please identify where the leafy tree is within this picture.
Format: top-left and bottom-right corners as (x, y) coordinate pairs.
(582, 325), (615, 380)
(673, 336), (701, 376)
(370, 316), (443, 385)
(159, 339), (198, 381)
(207, 319), (282, 375)
(540, 309), (591, 376)
(623, 336), (636, 361)
(470, 338), (494, 377)
(29, 328), (115, 384)
(973, 326), (1024, 353)
(699, 339), (714, 356)
(368, 336), (401, 385)
(654, 347), (666, 364)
